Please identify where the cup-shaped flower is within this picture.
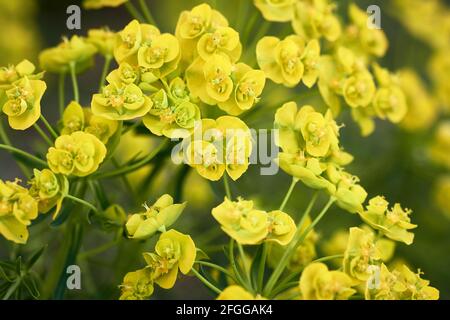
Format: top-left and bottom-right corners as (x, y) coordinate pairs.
(358, 196), (417, 245)
(143, 89), (201, 139)
(0, 179), (38, 244)
(343, 70), (376, 108)
(197, 27), (242, 63)
(254, 0), (296, 22)
(265, 210), (296, 245)
(218, 63), (266, 115)
(46, 131), (107, 177)
(185, 116), (252, 181)
(39, 36), (97, 73)
(28, 169), (69, 219)
(106, 63), (140, 86)
(393, 265), (439, 300)
(186, 54), (234, 105)
(373, 87), (407, 123)
(87, 28), (116, 57)
(143, 230), (196, 289)
(137, 33), (180, 78)
(91, 82), (152, 120)
(257, 35), (305, 87)
(61, 101), (119, 144)
(364, 263), (406, 300)
(119, 268), (154, 300)
(126, 194), (186, 240)
(0, 60), (44, 90)
(2, 77), (46, 130)
(299, 262), (356, 300)
(343, 227), (382, 283)
(301, 40), (321, 88)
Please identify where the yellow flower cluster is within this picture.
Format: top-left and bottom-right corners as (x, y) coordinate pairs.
(120, 229), (196, 299)
(212, 197), (296, 245)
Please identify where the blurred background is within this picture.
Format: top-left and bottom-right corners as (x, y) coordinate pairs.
(0, 0), (449, 299)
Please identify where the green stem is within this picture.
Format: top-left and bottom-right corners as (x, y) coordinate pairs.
(124, 1), (145, 21)
(99, 55), (112, 91)
(40, 115), (58, 139)
(33, 123), (53, 146)
(237, 243), (251, 286)
(229, 239), (252, 292)
(65, 194), (98, 214)
(223, 174), (232, 199)
(94, 138), (169, 179)
(264, 196), (335, 296)
(0, 144), (47, 167)
(191, 268), (222, 295)
(79, 240), (118, 260)
(58, 73), (66, 116)
(257, 243), (268, 292)
(2, 278), (21, 300)
(138, 0), (157, 25)
(311, 254), (345, 264)
(69, 62), (79, 103)
(279, 177), (298, 211)
(195, 261), (237, 282)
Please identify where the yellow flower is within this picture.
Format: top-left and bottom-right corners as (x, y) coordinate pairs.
(46, 131), (107, 177)
(125, 194), (186, 239)
(358, 196), (417, 245)
(185, 116), (252, 181)
(217, 285), (266, 300)
(83, 0), (128, 9)
(106, 63), (140, 87)
(218, 63), (266, 115)
(292, 0), (342, 42)
(175, 3), (228, 64)
(114, 20), (160, 64)
(212, 197), (268, 245)
(143, 89), (201, 138)
(39, 36), (97, 73)
(137, 33), (181, 78)
(61, 101), (119, 144)
(343, 70), (376, 108)
(0, 179), (38, 244)
(394, 265), (439, 300)
(254, 0), (296, 22)
(186, 54), (234, 105)
(143, 229), (196, 289)
(91, 82), (153, 120)
(301, 40), (321, 88)
(28, 169), (69, 219)
(2, 77), (47, 130)
(364, 263), (406, 300)
(119, 268), (154, 300)
(0, 60), (44, 90)
(94, 204), (127, 233)
(265, 210), (296, 245)
(87, 28), (116, 57)
(299, 262), (356, 300)
(197, 26), (242, 63)
(256, 35), (305, 87)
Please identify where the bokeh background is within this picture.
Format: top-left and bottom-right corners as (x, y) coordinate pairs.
(0, 0), (449, 299)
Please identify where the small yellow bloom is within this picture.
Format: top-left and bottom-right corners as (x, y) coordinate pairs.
(257, 35), (305, 87)
(217, 285), (266, 300)
(0, 179), (38, 244)
(359, 196), (417, 245)
(28, 169), (69, 219)
(126, 194), (186, 240)
(46, 131), (107, 177)
(254, 0), (296, 22)
(299, 262), (356, 300)
(87, 28), (116, 57)
(143, 229), (196, 289)
(2, 77), (46, 130)
(0, 60), (44, 90)
(119, 268), (154, 300)
(39, 36), (97, 73)
(197, 26), (242, 63)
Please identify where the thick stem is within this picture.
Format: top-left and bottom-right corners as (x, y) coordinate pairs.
(223, 174), (232, 199)
(138, 0), (157, 25)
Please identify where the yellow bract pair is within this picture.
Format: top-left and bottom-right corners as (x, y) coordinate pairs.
(120, 229), (196, 299)
(212, 197), (296, 245)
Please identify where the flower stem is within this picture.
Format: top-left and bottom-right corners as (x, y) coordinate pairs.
(138, 0), (157, 25)
(257, 243), (268, 292)
(33, 123), (53, 146)
(263, 196), (335, 296)
(79, 239), (118, 260)
(124, 1), (144, 22)
(311, 254), (345, 264)
(229, 239), (252, 292)
(40, 115), (58, 139)
(0, 119), (32, 177)
(279, 177), (298, 211)
(223, 174), (232, 199)
(0, 144), (47, 167)
(65, 194), (98, 214)
(98, 55), (112, 91)
(69, 62), (79, 103)
(191, 268), (222, 295)
(58, 73), (66, 116)
(195, 260), (237, 282)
